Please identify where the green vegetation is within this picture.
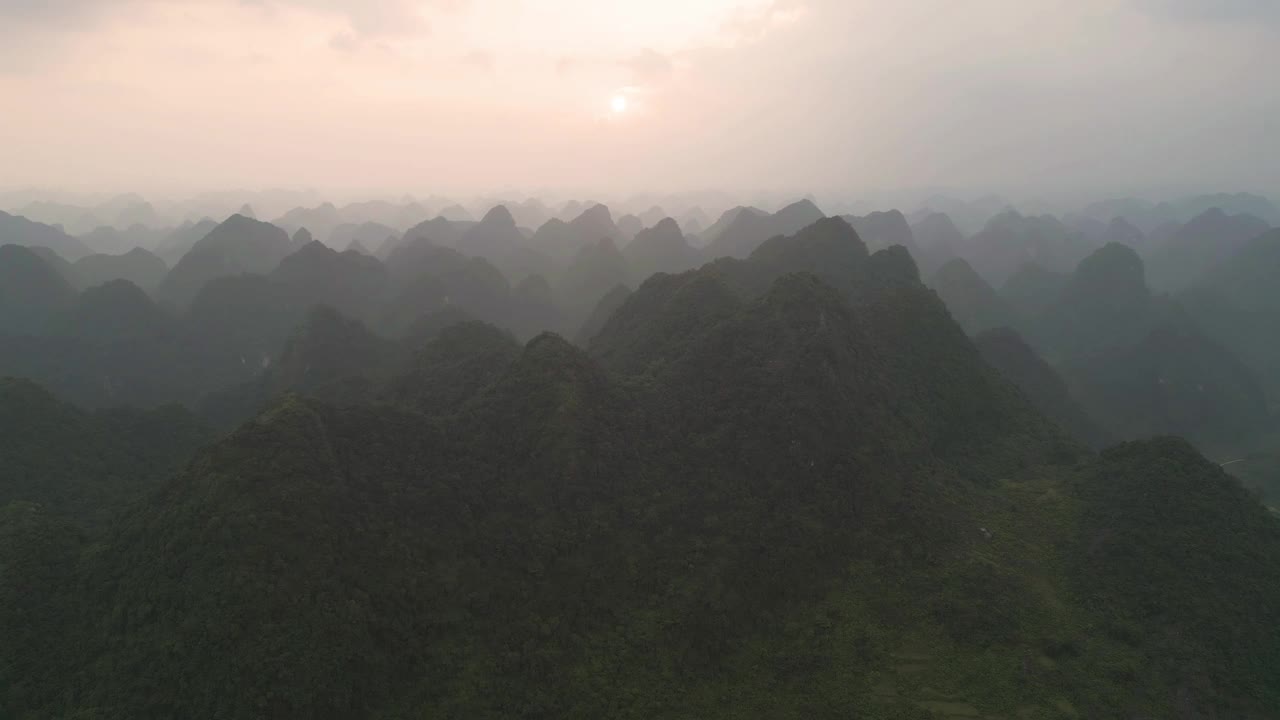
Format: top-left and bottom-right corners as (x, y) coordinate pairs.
(1, 216), (1279, 718)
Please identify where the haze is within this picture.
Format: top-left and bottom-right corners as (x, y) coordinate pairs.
(1, 0), (1277, 200)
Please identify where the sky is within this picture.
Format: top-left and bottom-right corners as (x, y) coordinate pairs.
(0, 0), (1276, 201)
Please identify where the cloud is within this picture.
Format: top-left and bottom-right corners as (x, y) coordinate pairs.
(461, 49), (494, 73)
(621, 49), (673, 84)
(1142, 0), (1280, 23)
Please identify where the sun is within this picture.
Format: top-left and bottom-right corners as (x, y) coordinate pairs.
(610, 94), (628, 114)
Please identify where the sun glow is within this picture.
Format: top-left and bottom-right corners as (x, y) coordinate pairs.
(611, 94), (629, 114)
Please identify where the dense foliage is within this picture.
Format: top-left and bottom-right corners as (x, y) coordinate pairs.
(1, 210), (1279, 718)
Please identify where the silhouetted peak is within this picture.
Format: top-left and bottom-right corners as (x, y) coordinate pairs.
(294, 239), (336, 258)
(292, 227), (314, 245)
(79, 278), (152, 307)
(651, 217), (682, 236)
(775, 198), (823, 222)
(480, 205), (517, 228)
(756, 272), (848, 328)
(868, 245), (921, 284)
(934, 257), (986, 284)
(1193, 207), (1227, 224)
(515, 273), (554, 300)
(569, 203), (617, 241)
(750, 216), (867, 264)
(222, 213), (259, 228)
(512, 331), (603, 385)
(1070, 242), (1147, 298)
(238, 204), (256, 219)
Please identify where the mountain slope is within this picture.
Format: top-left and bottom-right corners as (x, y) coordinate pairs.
(72, 248), (168, 291)
(930, 258), (1017, 335)
(157, 214), (294, 309)
(3, 217), (1280, 720)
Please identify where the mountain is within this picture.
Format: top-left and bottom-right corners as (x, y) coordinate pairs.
(509, 274), (565, 340)
(71, 248), (168, 291)
(0, 378), (211, 528)
(1077, 197), (1176, 232)
(974, 327), (1111, 448)
(915, 193), (1008, 235)
(77, 224), (166, 256)
(930, 257), (1016, 335)
(1199, 228), (1280, 312)
(687, 205), (765, 247)
(0, 211), (92, 261)
(844, 210), (916, 253)
(1145, 208), (1271, 291)
(62, 280), (176, 343)
(200, 305), (404, 428)
(4, 217), (1280, 718)
(959, 210), (1095, 285)
(1065, 325), (1269, 444)
(386, 320), (521, 413)
(0, 245), (77, 334)
(1178, 229), (1280, 395)
(270, 241), (389, 321)
(329, 221), (397, 251)
(502, 207), (619, 268)
(1028, 243), (1161, 360)
(460, 205), (524, 258)
(1000, 262), (1068, 317)
(566, 203), (620, 250)
(1100, 216), (1146, 252)
(395, 216), (470, 254)
(156, 214), (294, 309)
(181, 241), (391, 375)
(24, 246), (79, 287)
(909, 211), (963, 273)
(273, 202), (343, 240)
(1175, 192), (1280, 226)
(438, 203), (475, 222)
(574, 283), (631, 347)
(679, 206), (711, 235)
(557, 237), (631, 325)
(704, 200), (825, 259)
(638, 206), (667, 228)
(623, 217), (702, 282)
(615, 213), (643, 240)
(153, 218), (216, 265)
(1073, 438), (1280, 717)
(379, 240), (513, 337)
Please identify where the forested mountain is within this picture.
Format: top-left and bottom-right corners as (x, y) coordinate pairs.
(0, 245), (77, 334)
(71, 247), (168, 291)
(157, 214), (295, 309)
(3, 215), (1278, 718)
(622, 217), (702, 280)
(329, 221), (398, 252)
(929, 257), (1016, 335)
(703, 199), (825, 258)
(530, 204), (621, 260)
(558, 237), (631, 326)
(908, 211), (962, 275)
(974, 327), (1112, 449)
(2, 210), (1280, 719)
(0, 211), (92, 260)
(960, 210), (1096, 285)
(1144, 208), (1271, 291)
(153, 218), (217, 265)
(1000, 262), (1068, 317)
(0, 378), (211, 528)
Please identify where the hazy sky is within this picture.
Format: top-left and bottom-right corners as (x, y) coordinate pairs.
(1, 0), (1276, 199)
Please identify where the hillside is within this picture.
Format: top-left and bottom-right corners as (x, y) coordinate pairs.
(157, 214), (295, 309)
(0, 217), (1278, 719)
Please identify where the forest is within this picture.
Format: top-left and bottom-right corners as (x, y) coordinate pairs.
(2, 193), (1280, 718)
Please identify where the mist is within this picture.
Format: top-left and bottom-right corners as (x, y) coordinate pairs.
(1, 0), (1276, 200)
